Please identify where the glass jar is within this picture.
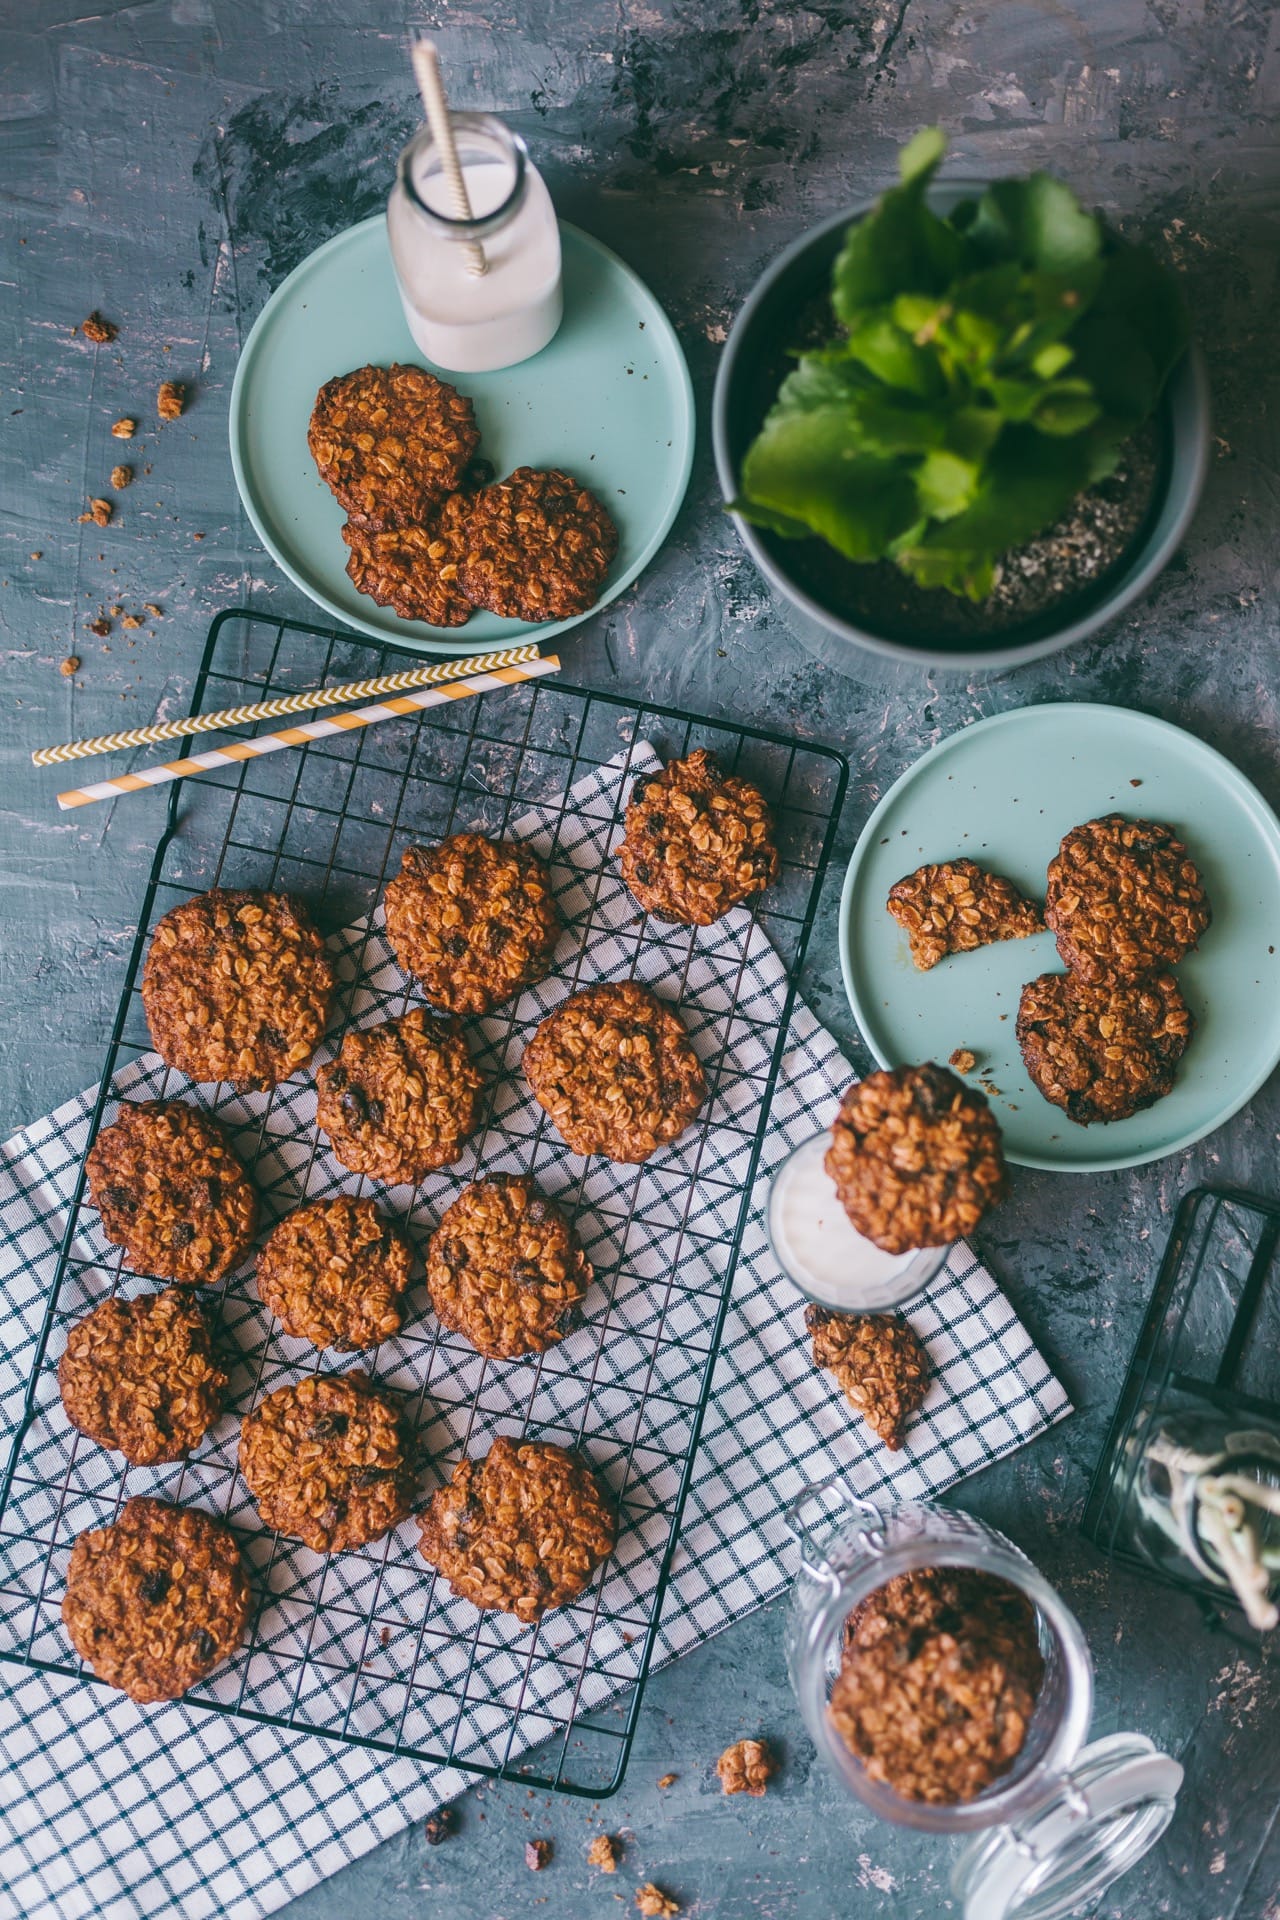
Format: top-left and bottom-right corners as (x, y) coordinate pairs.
(386, 113), (563, 372)
(785, 1482), (1182, 1919)
(767, 1131), (949, 1311)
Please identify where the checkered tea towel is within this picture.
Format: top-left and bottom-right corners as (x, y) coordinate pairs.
(0, 744), (1070, 1920)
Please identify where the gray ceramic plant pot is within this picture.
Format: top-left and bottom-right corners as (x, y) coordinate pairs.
(712, 185), (1211, 676)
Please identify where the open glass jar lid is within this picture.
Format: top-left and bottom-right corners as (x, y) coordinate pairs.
(784, 1483), (1182, 1919)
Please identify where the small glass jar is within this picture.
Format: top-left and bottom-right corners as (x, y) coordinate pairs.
(386, 113), (563, 372)
(785, 1482), (1182, 1919)
(767, 1131), (949, 1311)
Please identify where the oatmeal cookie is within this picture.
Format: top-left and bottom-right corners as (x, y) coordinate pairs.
(142, 888), (335, 1090)
(442, 466), (618, 621)
(383, 835), (561, 1015)
(86, 1100), (258, 1285)
(58, 1288), (227, 1465)
(1044, 814), (1210, 983)
(340, 520), (473, 627)
(238, 1370), (416, 1552)
(523, 981), (706, 1163)
(418, 1436), (615, 1621)
(61, 1497), (251, 1703)
(255, 1196), (414, 1351)
(314, 1008), (483, 1186)
(805, 1306), (930, 1450)
(1016, 969), (1194, 1125)
(307, 363), (480, 530)
(826, 1065), (1007, 1255)
(426, 1175), (591, 1359)
(887, 859), (1044, 971)
(617, 750), (780, 927)
(830, 1567), (1043, 1804)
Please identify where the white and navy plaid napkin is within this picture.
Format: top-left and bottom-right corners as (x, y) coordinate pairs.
(0, 745), (1070, 1920)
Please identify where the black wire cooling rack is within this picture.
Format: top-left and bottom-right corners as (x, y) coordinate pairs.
(0, 608), (847, 1795)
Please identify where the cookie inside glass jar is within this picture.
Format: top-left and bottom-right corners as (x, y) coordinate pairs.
(829, 1566), (1044, 1804)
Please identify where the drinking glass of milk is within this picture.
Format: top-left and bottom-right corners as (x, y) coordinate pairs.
(387, 112), (563, 373)
(767, 1132), (950, 1312)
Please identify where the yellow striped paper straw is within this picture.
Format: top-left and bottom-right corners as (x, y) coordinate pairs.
(34, 643), (545, 767)
(57, 654), (561, 812)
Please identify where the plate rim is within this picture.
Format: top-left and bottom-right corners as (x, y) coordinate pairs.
(837, 700), (1280, 1174)
(227, 213), (696, 655)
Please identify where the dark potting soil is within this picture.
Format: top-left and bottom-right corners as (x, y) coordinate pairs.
(779, 420), (1162, 648)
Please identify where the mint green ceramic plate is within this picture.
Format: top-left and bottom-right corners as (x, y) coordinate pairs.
(839, 704), (1280, 1172)
(228, 216), (694, 654)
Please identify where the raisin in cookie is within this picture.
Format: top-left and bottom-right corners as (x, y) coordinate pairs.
(314, 1009), (483, 1186)
(418, 1437), (615, 1622)
(805, 1306), (930, 1450)
(426, 1175), (592, 1359)
(383, 835), (561, 1016)
(617, 750), (780, 927)
(58, 1288), (227, 1465)
(441, 467), (618, 621)
(308, 363), (480, 530)
(523, 981), (706, 1164)
(142, 889), (335, 1090)
(825, 1065), (1008, 1255)
(341, 520), (473, 627)
(887, 859), (1044, 971)
(238, 1371), (416, 1553)
(1016, 969), (1194, 1125)
(256, 1196), (414, 1351)
(86, 1100), (258, 1285)
(62, 1497), (251, 1703)
(1044, 815), (1210, 984)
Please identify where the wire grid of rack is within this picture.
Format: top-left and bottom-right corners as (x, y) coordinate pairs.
(0, 608), (847, 1795)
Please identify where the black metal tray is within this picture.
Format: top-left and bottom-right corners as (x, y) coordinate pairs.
(0, 609), (847, 1795)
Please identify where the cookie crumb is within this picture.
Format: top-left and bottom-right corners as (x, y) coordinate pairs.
(948, 1048), (977, 1074)
(59, 655), (80, 676)
(122, 614), (143, 629)
(111, 418), (136, 439)
(110, 603), (123, 616)
(82, 311), (116, 343)
(157, 380), (185, 420)
(716, 1738), (774, 1797)
(144, 602), (163, 617)
(88, 618), (111, 637)
(635, 1886), (679, 1917)
(806, 1307), (930, 1450)
(525, 1838), (552, 1870)
(656, 1773), (677, 1790)
(423, 1807), (456, 1846)
(29, 551), (41, 560)
(111, 464), (133, 489)
(1129, 778), (1143, 787)
(586, 1834), (619, 1872)
(80, 498), (113, 527)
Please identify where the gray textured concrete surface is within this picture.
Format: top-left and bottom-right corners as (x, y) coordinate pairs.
(3, 2), (1279, 1916)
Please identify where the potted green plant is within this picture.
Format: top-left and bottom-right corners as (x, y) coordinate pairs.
(712, 129), (1209, 674)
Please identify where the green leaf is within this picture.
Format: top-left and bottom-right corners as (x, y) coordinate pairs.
(740, 402), (920, 561)
(1031, 340), (1074, 379)
(907, 425), (1093, 559)
(842, 311), (943, 396)
(724, 497), (817, 541)
(968, 173), (1102, 275)
(774, 349), (874, 413)
(832, 130), (966, 320)
(849, 390), (949, 456)
(914, 448), (981, 521)
(899, 547), (999, 601)
(1031, 386), (1101, 436)
(898, 125), (947, 184)
(1088, 239), (1190, 388)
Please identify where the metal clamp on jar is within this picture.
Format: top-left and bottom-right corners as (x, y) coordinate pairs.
(784, 1482), (1183, 1920)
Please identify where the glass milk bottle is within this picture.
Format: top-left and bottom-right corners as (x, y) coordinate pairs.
(785, 1484), (1184, 1919)
(387, 114), (562, 373)
(766, 1130), (950, 1312)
